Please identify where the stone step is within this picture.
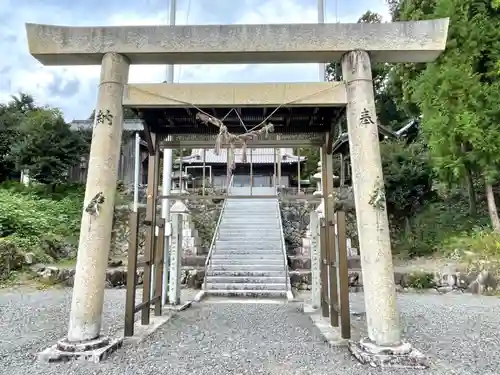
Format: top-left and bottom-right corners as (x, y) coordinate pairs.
(215, 247), (283, 252)
(207, 270), (287, 277)
(217, 231), (281, 236)
(211, 254), (283, 260)
(219, 220), (278, 225)
(220, 222), (278, 225)
(216, 238), (282, 243)
(212, 250), (283, 256)
(218, 227), (279, 231)
(216, 240), (282, 246)
(206, 276), (286, 284)
(222, 212), (277, 216)
(205, 290), (287, 298)
(222, 213), (277, 216)
(209, 264), (285, 271)
(219, 228), (278, 231)
(224, 211), (278, 214)
(210, 259), (284, 265)
(224, 207), (277, 209)
(216, 239), (282, 243)
(206, 282), (287, 290)
(215, 244), (283, 251)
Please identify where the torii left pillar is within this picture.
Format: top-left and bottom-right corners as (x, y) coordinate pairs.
(38, 52), (130, 362)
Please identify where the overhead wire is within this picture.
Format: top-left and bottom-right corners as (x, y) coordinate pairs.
(176, 0), (192, 83)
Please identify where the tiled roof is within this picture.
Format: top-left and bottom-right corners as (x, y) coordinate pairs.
(181, 148), (306, 164)
(70, 119), (143, 131)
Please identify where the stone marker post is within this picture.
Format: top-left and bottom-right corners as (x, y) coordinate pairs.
(169, 200), (188, 305)
(309, 210), (321, 309)
(341, 50), (426, 366)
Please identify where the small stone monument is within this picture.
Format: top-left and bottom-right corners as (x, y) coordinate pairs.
(181, 213), (202, 256)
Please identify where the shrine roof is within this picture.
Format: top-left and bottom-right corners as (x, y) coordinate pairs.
(181, 148), (306, 164)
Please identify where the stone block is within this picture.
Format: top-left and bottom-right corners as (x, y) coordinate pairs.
(289, 270), (311, 290)
(181, 268), (205, 289)
(347, 256), (361, 269)
(289, 256), (311, 270)
(302, 237), (311, 248)
(37, 336), (123, 363)
(181, 256), (207, 267)
(348, 339), (429, 369)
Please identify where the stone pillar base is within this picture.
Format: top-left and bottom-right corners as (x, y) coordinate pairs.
(37, 336), (123, 363)
(348, 338), (429, 369)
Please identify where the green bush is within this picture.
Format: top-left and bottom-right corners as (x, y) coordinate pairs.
(406, 271), (436, 289)
(0, 184), (83, 279)
(440, 229), (500, 272)
(0, 237), (24, 280)
(392, 195), (489, 257)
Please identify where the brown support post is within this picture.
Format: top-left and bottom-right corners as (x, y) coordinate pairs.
(319, 217), (329, 318)
(340, 154), (345, 187)
(336, 210), (351, 339)
(140, 116), (155, 155)
(124, 209), (139, 337)
(322, 145), (339, 327)
(154, 219), (166, 317)
(141, 134), (160, 326)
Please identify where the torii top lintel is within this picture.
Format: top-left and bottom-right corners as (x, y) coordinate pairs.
(26, 18), (449, 66)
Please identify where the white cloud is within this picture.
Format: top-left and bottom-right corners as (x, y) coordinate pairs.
(0, 0), (390, 120)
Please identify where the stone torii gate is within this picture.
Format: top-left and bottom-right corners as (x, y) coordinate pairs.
(25, 18), (449, 366)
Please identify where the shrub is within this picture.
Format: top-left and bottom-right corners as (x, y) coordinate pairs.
(0, 185), (83, 279)
(392, 194), (489, 257)
(406, 271), (436, 289)
(0, 237), (24, 280)
(440, 229), (500, 273)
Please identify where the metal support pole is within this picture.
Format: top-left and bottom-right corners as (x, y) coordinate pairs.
(250, 148), (253, 195)
(161, 137), (173, 305)
(178, 148), (183, 191)
(133, 132), (140, 212)
(273, 148), (277, 188)
(297, 148), (301, 193)
(318, 0), (326, 81)
(165, 0), (176, 84)
(161, 0), (176, 306)
(277, 137), (282, 188)
(202, 149), (206, 195)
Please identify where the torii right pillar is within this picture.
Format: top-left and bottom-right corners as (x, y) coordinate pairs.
(341, 50), (428, 368)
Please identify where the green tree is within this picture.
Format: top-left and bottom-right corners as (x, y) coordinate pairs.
(402, 0), (500, 230)
(0, 93), (38, 181)
(381, 139), (435, 229)
(9, 108), (88, 186)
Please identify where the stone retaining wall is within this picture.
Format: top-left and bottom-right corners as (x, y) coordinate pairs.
(289, 268), (499, 295)
(32, 263), (499, 296)
(32, 263), (205, 289)
(110, 200), (222, 258)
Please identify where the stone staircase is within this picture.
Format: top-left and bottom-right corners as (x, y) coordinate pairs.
(204, 186), (292, 299)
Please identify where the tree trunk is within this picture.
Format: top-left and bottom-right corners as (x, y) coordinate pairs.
(485, 180), (500, 232)
(464, 166), (477, 216)
(461, 143), (477, 216)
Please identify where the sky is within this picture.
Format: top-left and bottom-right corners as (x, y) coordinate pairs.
(0, 0), (390, 121)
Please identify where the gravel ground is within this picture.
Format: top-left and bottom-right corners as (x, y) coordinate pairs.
(0, 288), (499, 375)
